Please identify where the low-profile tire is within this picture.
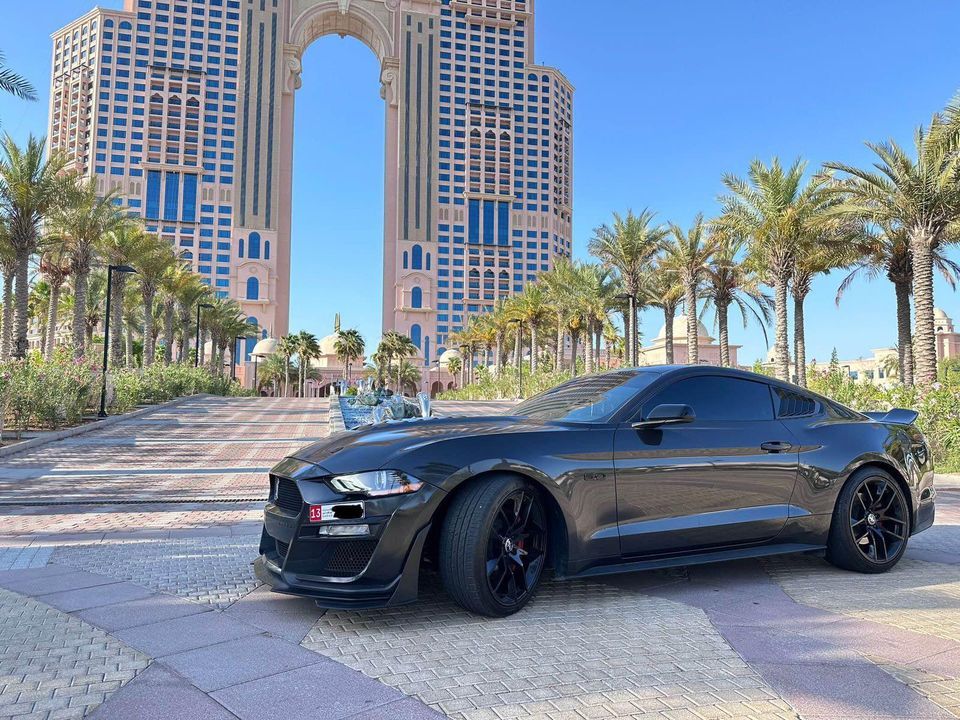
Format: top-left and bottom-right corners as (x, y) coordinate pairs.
(438, 475), (548, 617)
(826, 466), (910, 573)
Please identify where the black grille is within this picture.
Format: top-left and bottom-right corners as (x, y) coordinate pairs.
(273, 478), (303, 514)
(323, 539), (378, 577)
(776, 390), (817, 418)
(275, 539), (290, 558)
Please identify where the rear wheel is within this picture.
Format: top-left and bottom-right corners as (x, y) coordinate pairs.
(826, 467), (909, 573)
(439, 475), (547, 617)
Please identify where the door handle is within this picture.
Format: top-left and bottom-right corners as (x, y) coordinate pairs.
(761, 441), (793, 453)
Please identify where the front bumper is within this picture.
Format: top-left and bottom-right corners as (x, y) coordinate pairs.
(257, 461), (446, 609)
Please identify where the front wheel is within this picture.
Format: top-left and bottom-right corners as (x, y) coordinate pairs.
(439, 476), (547, 617)
(826, 467), (910, 573)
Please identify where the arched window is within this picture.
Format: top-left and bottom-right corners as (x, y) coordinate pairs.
(246, 276), (259, 300)
(426, 252), (431, 271)
(248, 231), (261, 259)
(119, 20), (132, 30)
(411, 244), (423, 270)
(411, 286), (422, 309)
(264, 240), (270, 260)
(238, 238), (244, 257)
(424, 336), (431, 364)
(245, 316), (258, 361)
(410, 324), (422, 349)
(402, 251), (408, 269)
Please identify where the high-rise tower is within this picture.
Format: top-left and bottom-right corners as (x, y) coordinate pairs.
(49, 0), (572, 377)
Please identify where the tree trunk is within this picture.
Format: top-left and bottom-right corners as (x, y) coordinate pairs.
(125, 323), (133, 367)
(162, 301), (175, 364)
(570, 330), (579, 378)
(45, 283), (61, 359)
(1, 268), (13, 359)
(631, 298), (639, 366)
(894, 280), (914, 386)
(13, 250), (30, 359)
(555, 312), (564, 371)
(663, 306), (674, 364)
(718, 301), (730, 367)
(793, 292), (807, 387)
(142, 289), (156, 365)
(622, 306), (632, 367)
(773, 272), (790, 382)
(72, 269), (89, 359)
(530, 324), (538, 374)
(685, 283), (699, 365)
(910, 232), (937, 385)
(584, 321), (595, 374)
(110, 274), (125, 366)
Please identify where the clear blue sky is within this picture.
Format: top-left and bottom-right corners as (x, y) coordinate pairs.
(3, 1), (960, 363)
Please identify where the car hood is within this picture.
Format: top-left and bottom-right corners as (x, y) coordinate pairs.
(287, 415), (560, 476)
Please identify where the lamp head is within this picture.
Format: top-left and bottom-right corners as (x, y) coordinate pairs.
(115, 264), (137, 274)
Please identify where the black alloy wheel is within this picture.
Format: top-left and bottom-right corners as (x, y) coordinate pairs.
(849, 475), (908, 563)
(827, 467), (910, 573)
(439, 475), (549, 616)
(485, 488), (547, 606)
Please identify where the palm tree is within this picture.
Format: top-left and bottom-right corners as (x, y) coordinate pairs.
(0, 51), (37, 104)
(37, 238), (72, 358)
(396, 359), (422, 396)
(257, 354), (287, 395)
(0, 219), (15, 359)
(702, 232), (772, 368)
(83, 269), (106, 350)
(334, 328), (365, 381)
(446, 355), (462, 388)
(718, 158), (833, 382)
(51, 177), (128, 358)
(204, 298), (253, 375)
(509, 283), (550, 373)
(134, 235), (178, 365)
(835, 223), (960, 387)
(589, 209), (668, 365)
(174, 272), (210, 363)
(663, 214), (718, 365)
(276, 335), (297, 397)
(643, 262), (683, 364)
(378, 330), (417, 392)
(570, 262), (616, 374)
(294, 331), (320, 397)
(0, 134), (71, 358)
(98, 222), (147, 364)
(825, 123), (960, 385)
(540, 258), (580, 372)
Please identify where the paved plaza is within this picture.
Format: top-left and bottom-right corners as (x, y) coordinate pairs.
(0, 396), (958, 719)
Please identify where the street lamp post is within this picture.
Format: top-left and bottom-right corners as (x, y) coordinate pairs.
(99, 264), (137, 418)
(616, 293), (636, 366)
(194, 302), (213, 367)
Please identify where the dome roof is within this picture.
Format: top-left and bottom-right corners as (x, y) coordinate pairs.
(934, 307), (949, 320)
(656, 314), (713, 343)
(318, 333), (339, 356)
(251, 337), (277, 357)
(438, 348), (462, 367)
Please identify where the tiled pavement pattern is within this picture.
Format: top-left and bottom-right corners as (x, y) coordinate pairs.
(303, 577), (797, 720)
(53, 537), (261, 608)
(0, 586), (148, 719)
(0, 395), (958, 719)
(764, 556), (960, 643)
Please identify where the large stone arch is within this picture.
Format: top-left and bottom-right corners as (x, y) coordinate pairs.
(234, 0), (408, 341)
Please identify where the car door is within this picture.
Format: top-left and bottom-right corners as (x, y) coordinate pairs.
(614, 374), (799, 556)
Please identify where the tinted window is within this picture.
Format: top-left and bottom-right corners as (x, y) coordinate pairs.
(642, 376), (775, 422)
(511, 370), (661, 423)
(774, 388), (818, 418)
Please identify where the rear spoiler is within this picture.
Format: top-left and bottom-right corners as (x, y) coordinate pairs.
(863, 408), (920, 426)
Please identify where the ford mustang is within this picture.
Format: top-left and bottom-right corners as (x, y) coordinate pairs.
(254, 366), (936, 617)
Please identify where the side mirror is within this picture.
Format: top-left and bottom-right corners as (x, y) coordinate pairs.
(631, 404), (695, 429)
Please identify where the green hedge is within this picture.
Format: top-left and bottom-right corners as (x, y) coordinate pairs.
(0, 350), (250, 438)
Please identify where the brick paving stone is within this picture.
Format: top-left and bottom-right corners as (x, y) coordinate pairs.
(53, 537), (261, 608)
(0, 587), (148, 719)
(301, 577), (799, 720)
(0, 547), (52, 571)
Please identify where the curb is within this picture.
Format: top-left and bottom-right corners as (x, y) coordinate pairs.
(0, 394), (207, 459)
(328, 394), (346, 434)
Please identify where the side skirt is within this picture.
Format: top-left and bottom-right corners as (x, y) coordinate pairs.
(564, 543), (827, 579)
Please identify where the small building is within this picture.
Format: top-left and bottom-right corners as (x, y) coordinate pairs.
(639, 315), (740, 367)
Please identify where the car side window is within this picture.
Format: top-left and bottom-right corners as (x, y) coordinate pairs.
(641, 376), (775, 422)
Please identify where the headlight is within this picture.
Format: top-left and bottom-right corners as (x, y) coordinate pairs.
(328, 470), (423, 497)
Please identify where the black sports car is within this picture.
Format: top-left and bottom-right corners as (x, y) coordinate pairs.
(255, 366), (937, 617)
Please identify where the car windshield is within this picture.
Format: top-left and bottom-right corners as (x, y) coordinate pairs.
(509, 370), (661, 423)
